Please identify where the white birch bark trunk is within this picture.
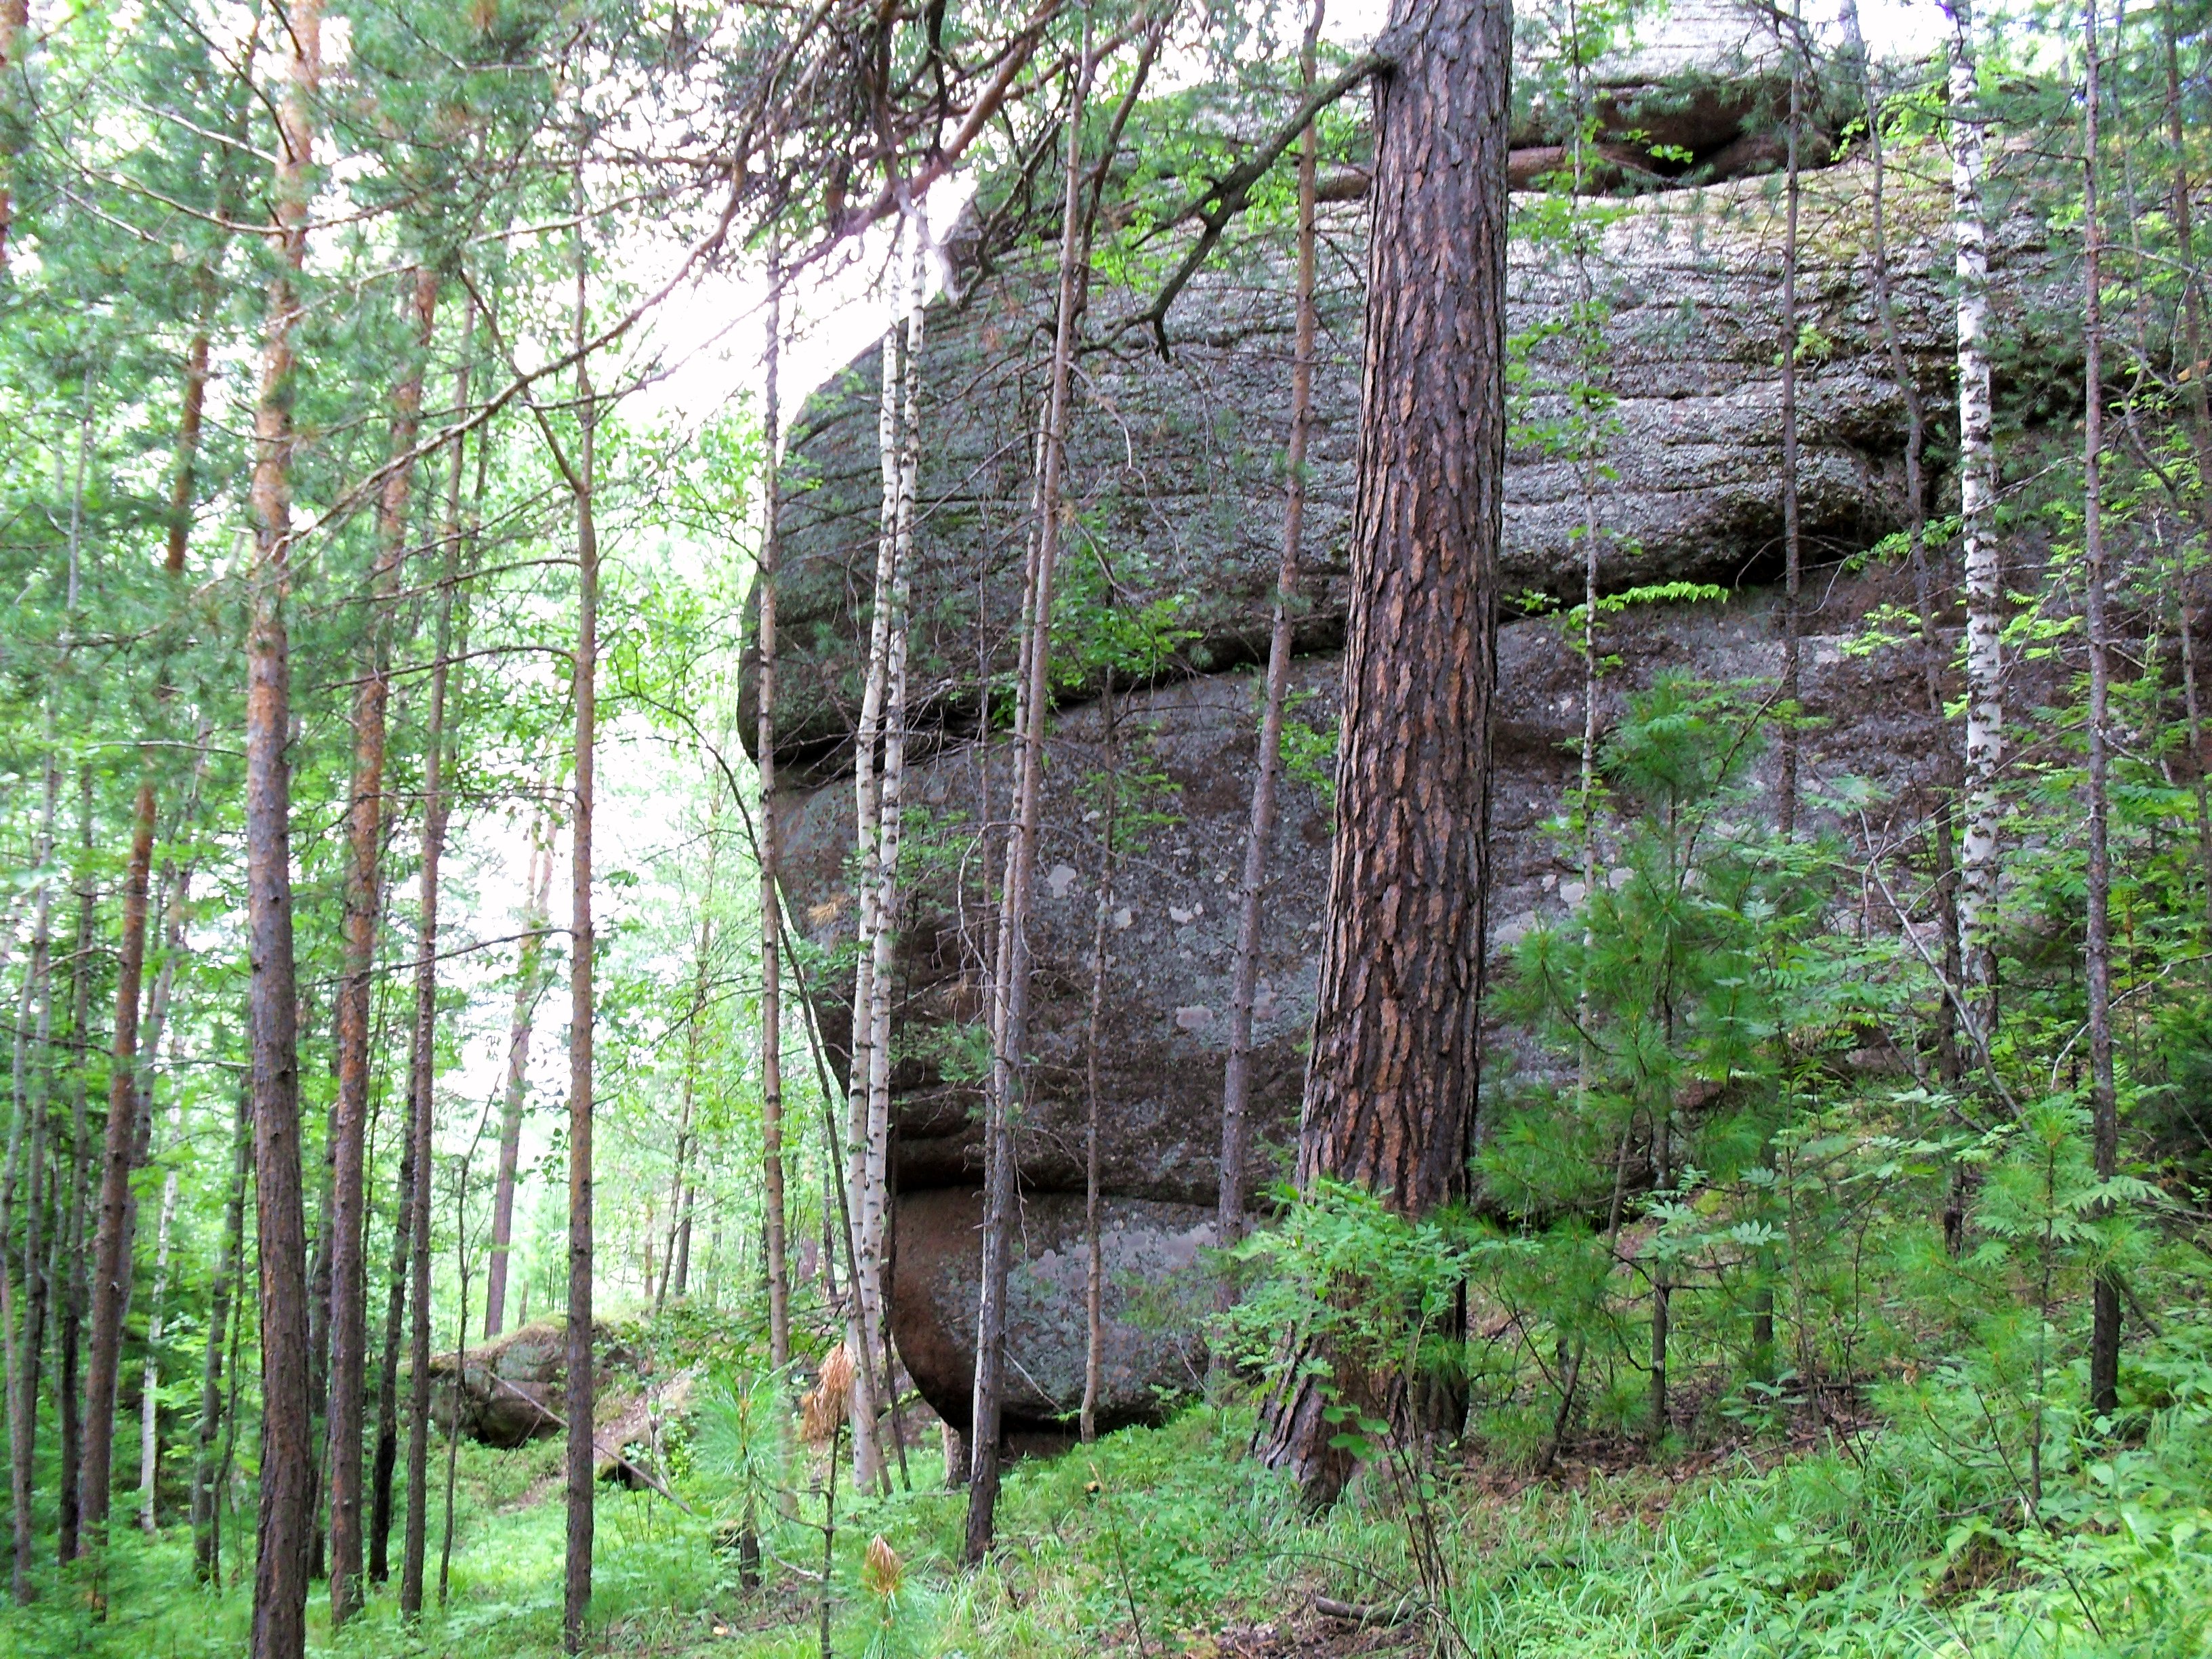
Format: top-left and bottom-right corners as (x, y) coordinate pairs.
(758, 243), (793, 1373)
(842, 213), (912, 1496)
(857, 201), (927, 1489)
(1948, 0), (2005, 1017)
(139, 1096), (182, 1532)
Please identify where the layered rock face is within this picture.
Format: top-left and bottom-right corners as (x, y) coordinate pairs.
(746, 31), (2035, 1437)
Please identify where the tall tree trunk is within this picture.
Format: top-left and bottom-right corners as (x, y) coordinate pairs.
(79, 781), (157, 1553)
(2161, 0), (2212, 514)
(658, 827), (717, 1315)
(4, 753), (57, 1600)
(399, 309), (469, 1624)
(193, 1082), (250, 1585)
(564, 171), (600, 1657)
(1750, 0), (1809, 1385)
(1775, 3), (1805, 842)
(127, 779), (205, 1538)
(0, 0), (26, 272)
(329, 263), (439, 1626)
(2081, 0), (2121, 1419)
(54, 803), (94, 1568)
(89, 309), (230, 1540)
(485, 822), (551, 1339)
(369, 1073), (414, 1583)
(758, 247), (793, 1374)
(841, 213), (916, 1496)
(1254, 0), (1508, 1509)
(1081, 699), (1121, 1444)
(437, 1153), (469, 1607)
(1946, 0), (2005, 1025)
(1841, 0), (1965, 1087)
(1219, 0), (1323, 1270)
(858, 205), (925, 1495)
(966, 46), (1094, 1568)
(2158, 0), (2212, 933)
(245, 8), (324, 1651)
(138, 1097), (182, 1532)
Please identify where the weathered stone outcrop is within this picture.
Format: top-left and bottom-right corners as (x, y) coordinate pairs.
(744, 33), (2047, 1439)
(429, 1317), (638, 1449)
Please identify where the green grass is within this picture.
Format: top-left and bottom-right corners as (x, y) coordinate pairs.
(1, 1382), (2205, 1658)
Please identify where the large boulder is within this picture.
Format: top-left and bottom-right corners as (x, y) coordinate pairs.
(429, 1318), (639, 1449)
(893, 1190), (1214, 1433)
(749, 158), (1973, 770)
(746, 47), (2050, 1435)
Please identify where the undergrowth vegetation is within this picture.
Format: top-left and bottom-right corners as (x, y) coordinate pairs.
(5, 1340), (2209, 1659)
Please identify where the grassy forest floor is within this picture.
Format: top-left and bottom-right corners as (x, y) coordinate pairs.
(0, 1303), (2207, 1659)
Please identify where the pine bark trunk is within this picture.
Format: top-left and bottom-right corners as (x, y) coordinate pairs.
(245, 9), (323, 1653)
(965, 48), (1094, 1567)
(0, 0), (26, 272)
(1254, 0), (1509, 1509)
(329, 263), (438, 1624)
(79, 781), (157, 1553)
(369, 1084), (414, 1583)
(192, 1082), (250, 1584)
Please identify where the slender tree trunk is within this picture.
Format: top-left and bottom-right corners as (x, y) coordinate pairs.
(134, 1093), (182, 1533)
(54, 818), (94, 1568)
(369, 1083), (414, 1584)
(0, 0), (26, 272)
(1220, 0), (1323, 1273)
(1946, 0), (2005, 1021)
(564, 171), (600, 1657)
(877, 206), (926, 1497)
(329, 262), (438, 1626)
(758, 247), (793, 1375)
(438, 1152), (470, 1605)
(1751, 0), (1809, 1383)
(2157, 0), (2212, 933)
(4, 754), (56, 1601)
(659, 831), (717, 1315)
(79, 778), (157, 1554)
(2161, 0), (2212, 512)
(1842, 0), (1965, 1085)
(672, 1182), (694, 1300)
(2081, 0), (2121, 1419)
(96, 312), (229, 1544)
(1776, 8), (1805, 842)
(841, 216), (916, 1496)
(245, 11), (324, 1651)
(1081, 700), (1122, 1444)
(399, 316), (469, 1624)
(966, 45), (1094, 1568)
(1254, 0), (1508, 1509)
(1648, 1098), (1673, 1444)
(192, 1082), (250, 1585)
(485, 824), (552, 1340)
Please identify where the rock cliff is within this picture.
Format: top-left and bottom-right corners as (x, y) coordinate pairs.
(743, 25), (2047, 1439)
